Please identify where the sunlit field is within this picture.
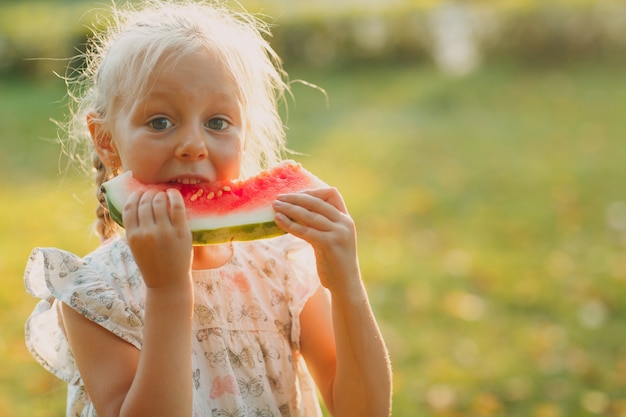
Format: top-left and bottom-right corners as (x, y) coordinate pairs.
(2, 60), (626, 416)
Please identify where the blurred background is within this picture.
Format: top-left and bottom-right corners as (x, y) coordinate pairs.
(2, 0), (626, 416)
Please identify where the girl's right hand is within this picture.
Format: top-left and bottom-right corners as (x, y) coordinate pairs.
(122, 189), (193, 290)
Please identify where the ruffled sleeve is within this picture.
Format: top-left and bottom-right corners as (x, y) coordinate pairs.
(24, 241), (145, 384)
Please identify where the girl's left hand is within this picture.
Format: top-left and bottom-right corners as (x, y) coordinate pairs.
(273, 188), (361, 294)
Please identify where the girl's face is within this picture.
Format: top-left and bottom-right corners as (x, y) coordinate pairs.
(100, 49), (244, 185)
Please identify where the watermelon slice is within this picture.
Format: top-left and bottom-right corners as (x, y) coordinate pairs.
(101, 160), (326, 245)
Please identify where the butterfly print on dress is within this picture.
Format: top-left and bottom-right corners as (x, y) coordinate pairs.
(210, 375), (239, 399)
(227, 272), (251, 293)
(111, 272), (141, 289)
(249, 404), (275, 417)
(48, 251), (82, 278)
(237, 374), (264, 398)
(228, 347), (255, 369)
(247, 259), (262, 278)
(193, 368), (201, 389)
(211, 407), (246, 417)
(263, 258), (277, 278)
(248, 255), (279, 280)
(70, 292), (108, 323)
(86, 288), (115, 310)
(274, 320), (291, 341)
(205, 349), (227, 368)
(194, 304), (221, 326)
(270, 290), (287, 306)
(58, 261), (79, 278)
(257, 343), (281, 363)
(41, 251), (54, 270)
(196, 327), (223, 342)
(117, 247), (134, 263)
(196, 278), (218, 294)
(125, 307), (142, 327)
(227, 300), (268, 323)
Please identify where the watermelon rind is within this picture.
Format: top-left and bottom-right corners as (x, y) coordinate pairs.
(192, 222), (286, 245)
(103, 194), (286, 244)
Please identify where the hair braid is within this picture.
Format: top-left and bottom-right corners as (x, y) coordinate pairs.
(93, 152), (119, 241)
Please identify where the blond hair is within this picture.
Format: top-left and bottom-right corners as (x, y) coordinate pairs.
(62, 0), (290, 240)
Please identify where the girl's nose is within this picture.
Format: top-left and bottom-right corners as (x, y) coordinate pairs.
(176, 130), (208, 160)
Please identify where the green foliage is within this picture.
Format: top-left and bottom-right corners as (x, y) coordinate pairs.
(3, 60), (626, 416)
(285, 61), (626, 416)
(0, 2), (95, 77)
(1, 1), (625, 78)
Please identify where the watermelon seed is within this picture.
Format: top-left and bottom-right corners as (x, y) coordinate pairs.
(222, 185), (232, 192)
(190, 189), (204, 202)
(207, 191), (215, 200)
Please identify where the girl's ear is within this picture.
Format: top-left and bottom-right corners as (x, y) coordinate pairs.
(87, 112), (120, 168)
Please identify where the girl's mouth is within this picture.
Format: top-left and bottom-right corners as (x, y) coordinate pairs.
(168, 177), (206, 185)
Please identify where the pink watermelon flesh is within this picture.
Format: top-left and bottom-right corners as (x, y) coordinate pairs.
(101, 160), (325, 245)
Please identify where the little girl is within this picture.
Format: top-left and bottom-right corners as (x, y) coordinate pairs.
(24, 1), (392, 416)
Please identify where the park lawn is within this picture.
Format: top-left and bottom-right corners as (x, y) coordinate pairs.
(2, 60), (626, 416)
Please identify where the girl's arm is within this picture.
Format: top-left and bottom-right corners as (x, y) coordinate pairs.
(273, 189), (392, 417)
(61, 287), (193, 417)
(62, 189), (194, 417)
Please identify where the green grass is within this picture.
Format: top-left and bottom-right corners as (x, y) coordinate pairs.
(2, 61), (626, 416)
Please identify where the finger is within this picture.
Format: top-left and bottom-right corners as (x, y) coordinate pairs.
(276, 189), (346, 222)
(137, 189), (159, 224)
(166, 189), (187, 226)
(122, 191), (142, 228)
(274, 210), (314, 238)
(151, 191), (170, 223)
(273, 198), (334, 231)
(286, 187), (349, 214)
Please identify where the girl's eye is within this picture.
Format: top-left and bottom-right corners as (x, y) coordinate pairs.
(149, 117), (172, 130)
(206, 118), (230, 131)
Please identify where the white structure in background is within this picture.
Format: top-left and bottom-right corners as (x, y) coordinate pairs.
(429, 1), (481, 77)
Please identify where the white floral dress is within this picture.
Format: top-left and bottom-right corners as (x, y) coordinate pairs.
(25, 234), (323, 417)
